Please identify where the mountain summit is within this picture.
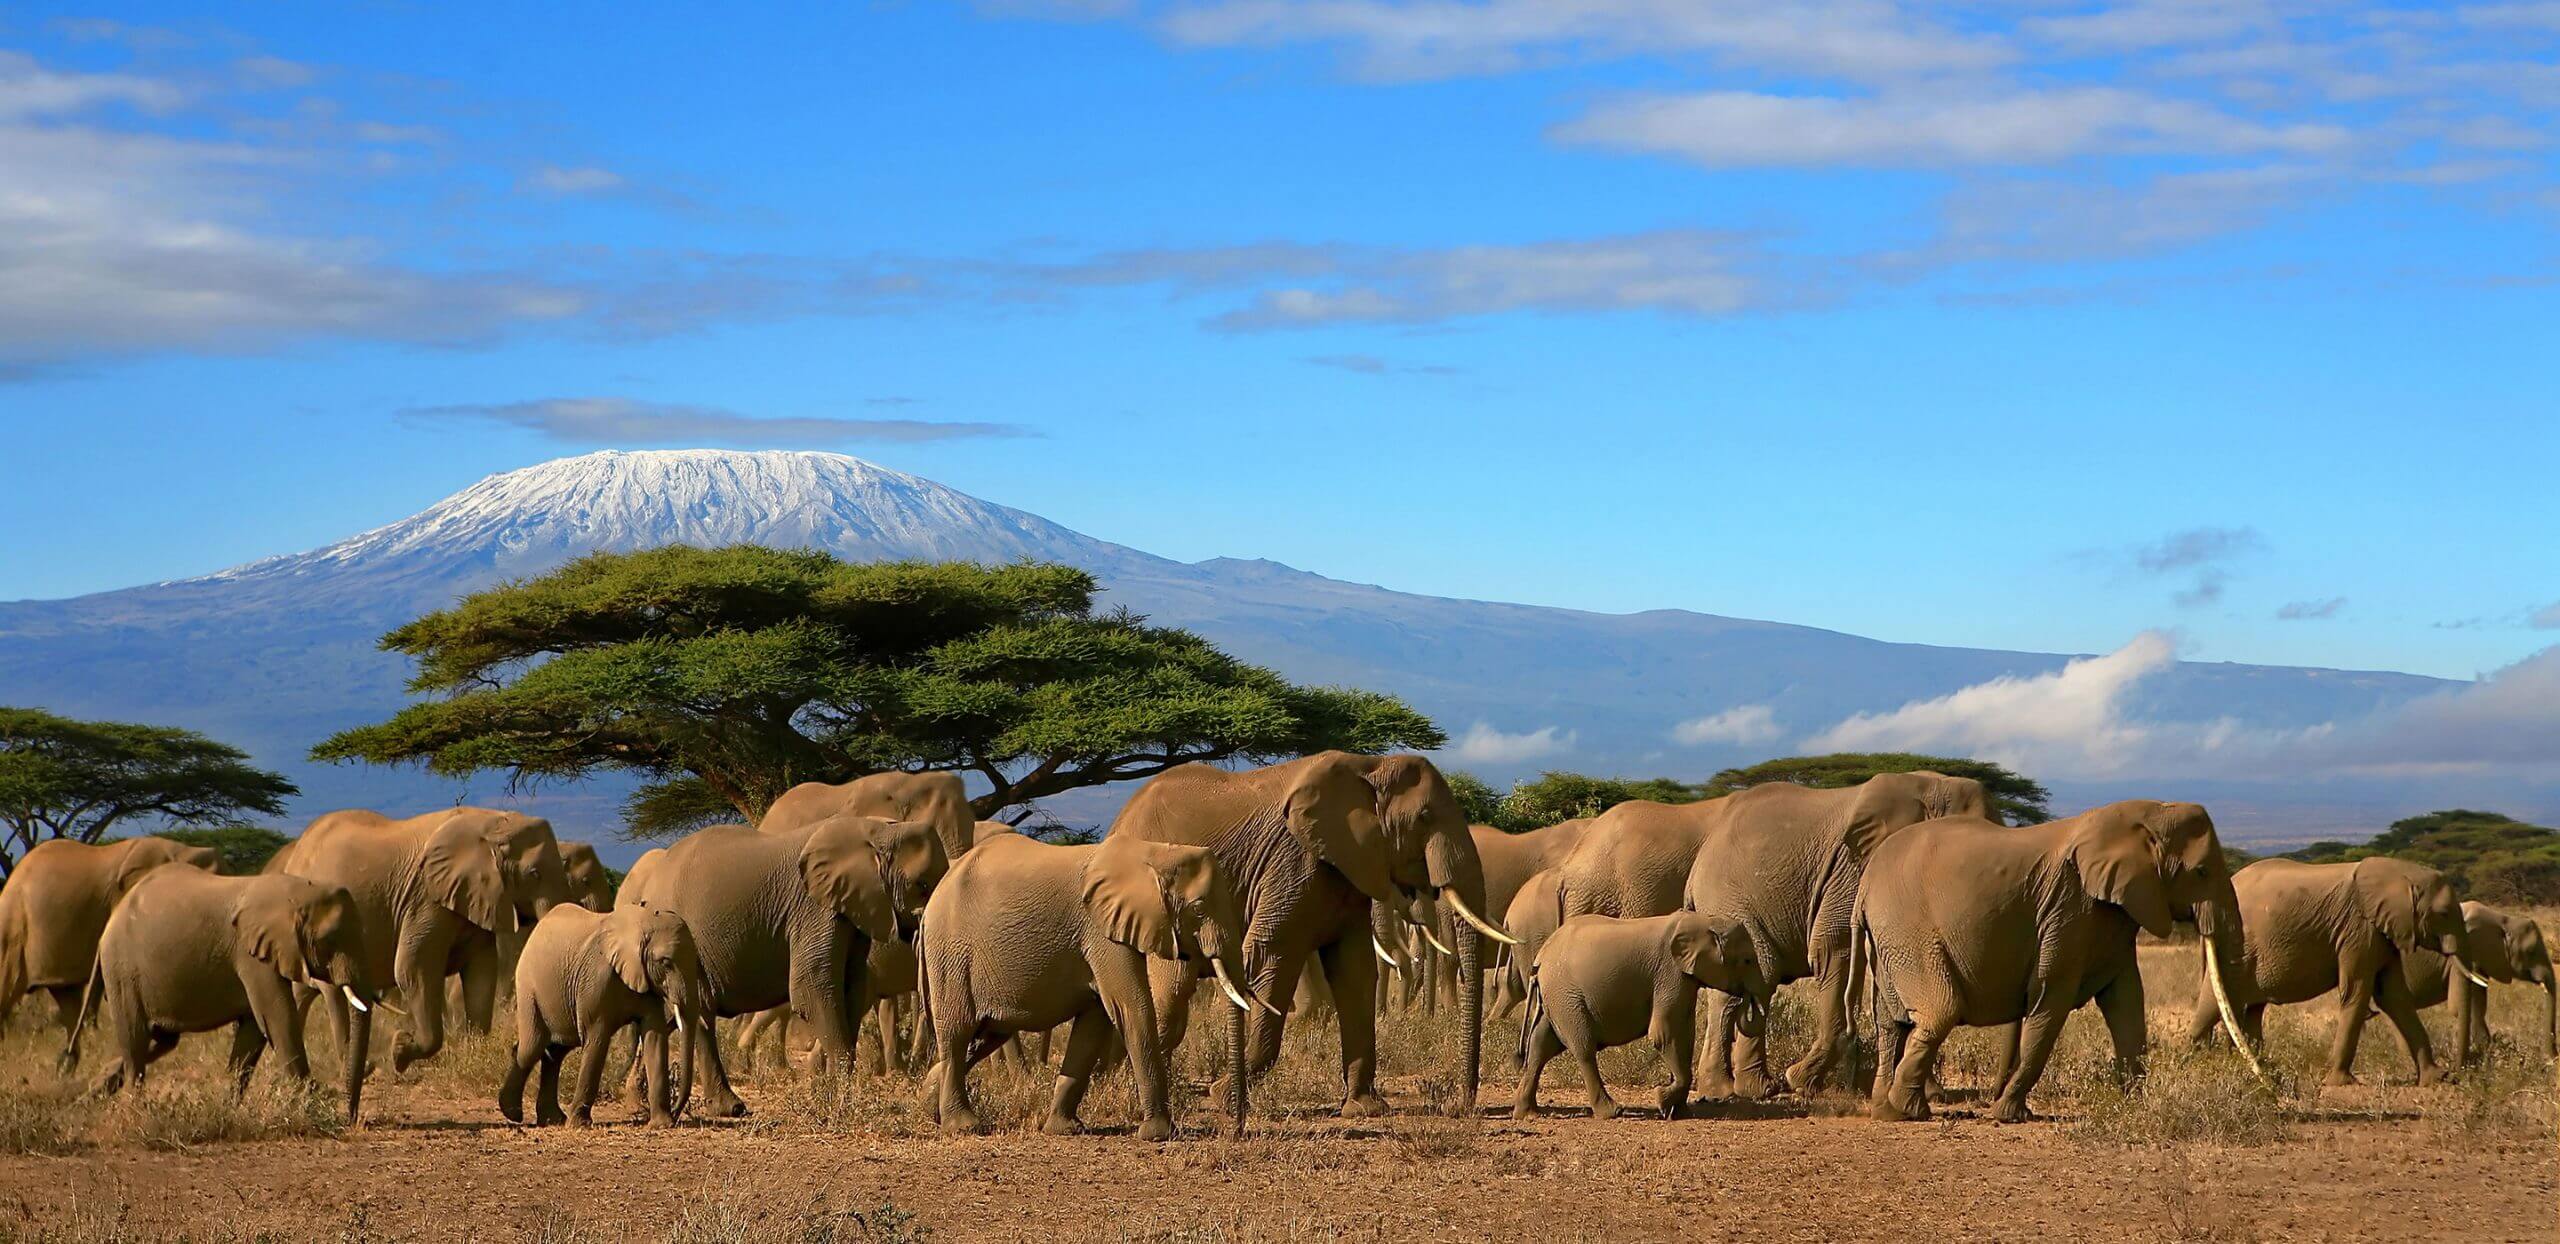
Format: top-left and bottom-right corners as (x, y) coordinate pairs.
(0, 448), (2456, 845)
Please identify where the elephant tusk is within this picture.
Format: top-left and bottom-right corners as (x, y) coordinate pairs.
(1373, 939), (1406, 970)
(1413, 922), (1454, 957)
(2461, 963), (2494, 989)
(1251, 988), (1285, 1019)
(1442, 886), (1519, 947)
(339, 985), (370, 1015)
(2202, 936), (2270, 1085)
(1209, 959), (1254, 1013)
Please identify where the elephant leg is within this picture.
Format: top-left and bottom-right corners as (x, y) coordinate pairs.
(536, 1047), (567, 1126)
(1698, 991), (1738, 1099)
(1730, 1000), (1773, 1100)
(1094, 948), (1173, 1141)
(1990, 1009), (2067, 1124)
(1318, 933), (1389, 1118)
(620, 1021), (650, 1113)
(932, 1022), (982, 1134)
(2242, 1003), (2267, 1048)
(45, 985), (86, 1047)
(391, 932), (455, 1073)
(241, 969), (310, 1084)
(1874, 1012), (1952, 1123)
(2374, 969), (2439, 1086)
(1041, 1005), (1116, 1135)
(641, 1022), (675, 1127)
(2094, 972), (2148, 1088)
(457, 938), (500, 1035)
(1984, 1022), (2021, 1103)
(224, 1020), (267, 1094)
(313, 983), (351, 1061)
(569, 1017), (624, 1126)
(2181, 982), (2223, 1049)
(1568, 1024), (1618, 1121)
(1655, 992), (1698, 1120)
(1512, 1008), (1562, 1120)
(875, 996), (905, 1075)
(499, 1032), (542, 1123)
(1788, 955), (1850, 1094)
(734, 1008), (775, 1073)
(2325, 975), (2375, 1087)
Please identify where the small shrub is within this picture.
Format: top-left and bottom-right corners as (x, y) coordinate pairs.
(2069, 1047), (2289, 1147)
(2431, 1054), (2559, 1143)
(99, 1077), (346, 1150)
(0, 1078), (87, 1155)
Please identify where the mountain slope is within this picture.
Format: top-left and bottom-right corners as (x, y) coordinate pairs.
(0, 449), (2457, 850)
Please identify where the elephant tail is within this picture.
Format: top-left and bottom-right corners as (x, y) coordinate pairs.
(63, 957), (103, 1064)
(1845, 891), (1870, 1039)
(1517, 973), (1547, 1070)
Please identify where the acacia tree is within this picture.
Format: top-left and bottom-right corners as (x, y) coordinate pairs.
(1701, 752), (2051, 825)
(1447, 769), (1706, 831)
(313, 547), (1445, 836)
(0, 707), (298, 878)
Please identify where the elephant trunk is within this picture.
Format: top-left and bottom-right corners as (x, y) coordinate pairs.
(1224, 977), (1248, 1136)
(344, 1004), (372, 1126)
(2543, 975), (2557, 1061)
(1455, 920), (1482, 1117)
(2194, 888), (2268, 1084)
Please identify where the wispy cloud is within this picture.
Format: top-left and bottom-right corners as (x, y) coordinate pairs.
(402, 397), (1032, 446)
(1442, 721), (1576, 765)
(1302, 353), (1459, 377)
(523, 164), (626, 196)
(1810, 633), (2181, 777)
(2532, 601), (2560, 629)
(1670, 704), (1782, 746)
(2276, 597), (2347, 621)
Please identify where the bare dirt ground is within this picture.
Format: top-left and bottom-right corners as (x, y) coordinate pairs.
(4, 945), (2554, 1242)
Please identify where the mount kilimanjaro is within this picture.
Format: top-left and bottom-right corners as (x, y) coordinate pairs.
(0, 449), (2452, 854)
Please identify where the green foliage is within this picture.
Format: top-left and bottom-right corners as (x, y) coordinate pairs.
(1700, 752), (2052, 826)
(311, 547), (1443, 835)
(2283, 809), (2560, 904)
(1460, 770), (1705, 831)
(0, 707), (297, 879)
(152, 825), (293, 875)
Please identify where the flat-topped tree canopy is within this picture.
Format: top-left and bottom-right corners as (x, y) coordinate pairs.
(313, 545), (1444, 837)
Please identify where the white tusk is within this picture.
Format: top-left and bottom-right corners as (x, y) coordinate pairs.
(2202, 936), (2270, 1084)
(1442, 887), (1520, 947)
(1252, 989), (1285, 1019)
(672, 1003), (687, 1031)
(2461, 964), (2494, 989)
(1373, 939), (1405, 970)
(1209, 958), (1253, 1013)
(1414, 923), (1454, 956)
(339, 985), (369, 1015)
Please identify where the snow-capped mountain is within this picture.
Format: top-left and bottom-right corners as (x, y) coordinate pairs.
(0, 449), (2464, 857)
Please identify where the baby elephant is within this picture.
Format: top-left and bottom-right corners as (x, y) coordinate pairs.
(1514, 912), (1768, 1121)
(83, 868), (382, 1124)
(921, 832), (1276, 1140)
(502, 904), (709, 1128)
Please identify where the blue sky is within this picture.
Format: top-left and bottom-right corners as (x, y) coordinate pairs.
(1, 1), (2555, 684)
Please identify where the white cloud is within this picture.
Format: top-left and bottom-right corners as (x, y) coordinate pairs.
(1555, 88), (2351, 168)
(1443, 722), (1576, 765)
(401, 397), (1032, 445)
(1671, 704), (1782, 746)
(1809, 632), (2181, 777)
(525, 164), (626, 196)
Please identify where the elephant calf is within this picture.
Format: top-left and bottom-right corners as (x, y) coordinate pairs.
(920, 832), (1272, 1140)
(1513, 912), (1768, 1121)
(502, 904), (710, 1128)
(81, 868), (382, 1124)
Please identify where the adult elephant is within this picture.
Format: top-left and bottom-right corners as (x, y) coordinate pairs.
(558, 841), (617, 912)
(2399, 902), (2557, 1064)
(1681, 773), (1991, 1097)
(1110, 751), (1513, 1118)
(1861, 800), (2260, 1123)
(1493, 867), (1567, 1019)
(1, 836), (218, 1045)
(760, 772), (977, 864)
(618, 812), (944, 1117)
(2183, 857), (2480, 1086)
(81, 868), (383, 1124)
(1471, 819), (1588, 1019)
(269, 807), (573, 1071)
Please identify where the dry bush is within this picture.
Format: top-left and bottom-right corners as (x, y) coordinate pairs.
(0, 1078), (85, 1156)
(2068, 1046), (2290, 1147)
(95, 1076), (346, 1150)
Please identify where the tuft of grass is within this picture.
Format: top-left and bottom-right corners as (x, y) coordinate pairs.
(659, 1191), (931, 1244)
(2430, 1052), (2559, 1143)
(2068, 1045), (2290, 1147)
(0, 1077), (87, 1155)
(97, 1077), (346, 1150)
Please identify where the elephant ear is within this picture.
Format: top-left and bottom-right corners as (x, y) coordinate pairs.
(2067, 804), (2177, 938)
(1281, 756), (1401, 906)
(1668, 914), (1746, 986)
(799, 818), (898, 943)
(422, 815), (512, 933)
(233, 883), (311, 981)
(2352, 860), (2424, 950)
(1841, 778), (1930, 861)
(604, 912), (653, 995)
(1083, 836), (1199, 959)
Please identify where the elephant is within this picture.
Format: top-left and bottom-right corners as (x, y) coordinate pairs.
(79, 867), (382, 1124)
(1473, 819), (1590, 1019)
(738, 935), (921, 1076)
(920, 831), (1272, 1140)
(1512, 912), (1770, 1121)
(2399, 902), (2557, 1063)
(617, 812), (944, 1117)
(501, 904), (712, 1128)
(1, 836), (219, 1046)
(558, 842), (617, 912)
(1493, 867), (1567, 1019)
(269, 807), (573, 1071)
(1859, 800), (2258, 1123)
(2182, 856), (2479, 1087)
(1681, 773), (1992, 1098)
(1108, 751), (1514, 1118)
(760, 771), (978, 864)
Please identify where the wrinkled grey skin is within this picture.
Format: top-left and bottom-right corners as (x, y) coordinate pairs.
(557, 842), (618, 913)
(1, 836), (219, 1051)
(2184, 856), (2476, 1086)
(1513, 912), (1768, 1122)
(82, 869), (381, 1123)
(502, 904), (712, 1128)
(2398, 901), (2558, 1064)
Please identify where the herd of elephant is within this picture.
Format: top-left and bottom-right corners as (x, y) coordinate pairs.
(0, 754), (2550, 1141)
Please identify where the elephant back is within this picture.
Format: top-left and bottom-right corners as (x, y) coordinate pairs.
(1555, 797), (1727, 921)
(761, 772), (975, 863)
